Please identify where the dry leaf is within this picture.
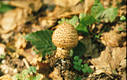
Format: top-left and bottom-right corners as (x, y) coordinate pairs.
(84, 0), (95, 13)
(101, 31), (122, 47)
(91, 47), (126, 74)
(111, 47), (126, 69)
(54, 0), (80, 7)
(8, 0), (42, 11)
(0, 8), (30, 33)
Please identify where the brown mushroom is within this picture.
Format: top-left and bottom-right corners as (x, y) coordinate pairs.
(52, 23), (78, 58)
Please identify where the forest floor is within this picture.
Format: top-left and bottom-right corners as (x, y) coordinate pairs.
(0, 0), (126, 80)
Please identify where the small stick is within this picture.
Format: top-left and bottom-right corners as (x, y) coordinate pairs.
(23, 58), (30, 69)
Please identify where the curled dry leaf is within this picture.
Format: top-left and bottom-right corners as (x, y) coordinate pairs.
(90, 47), (126, 74)
(101, 31), (123, 47)
(0, 8), (30, 33)
(111, 47), (126, 69)
(8, 0), (42, 11)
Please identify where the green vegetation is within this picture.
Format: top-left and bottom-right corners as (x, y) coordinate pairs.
(12, 66), (41, 80)
(58, 1), (118, 36)
(120, 16), (126, 21)
(74, 76), (82, 80)
(0, 54), (5, 60)
(0, 2), (15, 13)
(73, 56), (93, 74)
(25, 30), (56, 57)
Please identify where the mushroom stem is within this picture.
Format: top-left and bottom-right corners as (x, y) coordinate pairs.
(55, 47), (70, 58)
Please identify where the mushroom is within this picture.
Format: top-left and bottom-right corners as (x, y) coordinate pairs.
(52, 23), (78, 58)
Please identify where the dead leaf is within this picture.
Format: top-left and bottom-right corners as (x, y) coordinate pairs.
(0, 8), (30, 33)
(37, 62), (50, 75)
(111, 47), (126, 69)
(54, 0), (80, 7)
(84, 0), (95, 13)
(91, 47), (112, 74)
(91, 47), (126, 74)
(8, 0), (42, 11)
(101, 31), (122, 47)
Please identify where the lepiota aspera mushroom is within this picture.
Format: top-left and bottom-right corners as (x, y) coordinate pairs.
(52, 23), (78, 58)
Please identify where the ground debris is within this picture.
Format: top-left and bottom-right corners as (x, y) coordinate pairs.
(90, 47), (126, 74)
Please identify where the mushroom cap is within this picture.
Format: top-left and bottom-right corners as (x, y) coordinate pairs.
(52, 23), (78, 49)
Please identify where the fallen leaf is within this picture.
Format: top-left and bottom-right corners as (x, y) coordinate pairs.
(101, 31), (122, 47)
(0, 8), (30, 33)
(8, 0), (42, 11)
(54, 0), (80, 7)
(84, 0), (95, 13)
(91, 47), (126, 74)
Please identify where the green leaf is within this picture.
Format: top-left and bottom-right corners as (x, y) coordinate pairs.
(74, 56), (79, 60)
(76, 14), (96, 35)
(120, 16), (126, 21)
(82, 64), (93, 74)
(0, 2), (15, 13)
(73, 65), (81, 71)
(58, 16), (79, 28)
(100, 8), (118, 22)
(74, 76), (82, 80)
(68, 16), (79, 28)
(78, 59), (83, 64)
(90, 2), (104, 19)
(29, 66), (36, 73)
(25, 30), (56, 57)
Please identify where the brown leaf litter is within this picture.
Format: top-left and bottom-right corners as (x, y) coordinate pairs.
(90, 47), (126, 74)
